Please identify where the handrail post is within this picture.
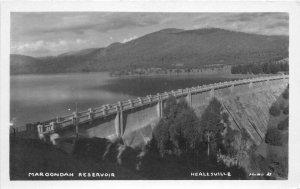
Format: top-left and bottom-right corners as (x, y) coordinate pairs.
(171, 90), (176, 97)
(210, 88), (215, 98)
(73, 111), (78, 137)
(186, 88), (192, 106)
(88, 108), (94, 121)
(50, 122), (56, 132)
(165, 92), (169, 99)
(147, 95), (152, 103)
(103, 105), (108, 116)
(37, 124), (44, 140)
(72, 112), (77, 125)
(56, 116), (60, 123)
(157, 93), (163, 118)
(138, 97), (142, 104)
(128, 99), (133, 108)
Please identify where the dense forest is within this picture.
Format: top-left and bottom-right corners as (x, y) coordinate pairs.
(231, 58), (289, 74)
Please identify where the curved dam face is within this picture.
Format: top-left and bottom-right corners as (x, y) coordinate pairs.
(22, 76), (288, 150)
(107, 77), (289, 147)
(195, 79), (288, 145)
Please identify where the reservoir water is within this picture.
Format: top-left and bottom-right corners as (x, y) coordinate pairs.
(10, 72), (240, 127)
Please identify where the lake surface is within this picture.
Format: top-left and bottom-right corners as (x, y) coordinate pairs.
(10, 72), (240, 127)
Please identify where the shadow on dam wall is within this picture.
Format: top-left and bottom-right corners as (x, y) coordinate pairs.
(122, 103), (160, 146)
(215, 79), (288, 145)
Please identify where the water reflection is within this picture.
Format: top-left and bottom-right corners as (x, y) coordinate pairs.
(97, 75), (238, 97)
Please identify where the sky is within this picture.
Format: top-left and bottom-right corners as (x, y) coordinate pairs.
(11, 12), (288, 57)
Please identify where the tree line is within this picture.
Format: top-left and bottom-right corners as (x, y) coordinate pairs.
(231, 60), (289, 74)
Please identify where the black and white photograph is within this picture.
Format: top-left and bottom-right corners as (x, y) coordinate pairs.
(1, 1), (300, 187)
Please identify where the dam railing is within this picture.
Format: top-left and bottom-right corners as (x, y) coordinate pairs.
(11, 75), (289, 137)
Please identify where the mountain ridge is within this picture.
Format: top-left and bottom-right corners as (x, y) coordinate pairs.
(10, 28), (288, 74)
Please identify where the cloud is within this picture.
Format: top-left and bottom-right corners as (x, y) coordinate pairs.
(122, 35), (138, 43)
(19, 13), (162, 38)
(62, 15), (89, 23)
(12, 38), (90, 56)
(187, 13), (288, 36)
(11, 12), (289, 56)
(266, 21), (289, 29)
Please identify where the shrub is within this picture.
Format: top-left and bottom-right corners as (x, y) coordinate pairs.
(249, 151), (269, 173)
(283, 106), (289, 115)
(222, 112), (229, 124)
(200, 98), (224, 133)
(278, 117), (289, 130)
(265, 128), (283, 146)
(152, 97), (202, 156)
(282, 87), (289, 100)
(223, 127), (240, 156)
(267, 154), (288, 178)
(269, 105), (281, 117)
(199, 98), (233, 156)
(279, 102), (285, 110)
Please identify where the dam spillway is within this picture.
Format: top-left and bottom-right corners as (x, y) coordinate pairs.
(11, 75), (289, 148)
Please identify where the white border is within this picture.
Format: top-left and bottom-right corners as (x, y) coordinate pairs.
(1, 1), (300, 189)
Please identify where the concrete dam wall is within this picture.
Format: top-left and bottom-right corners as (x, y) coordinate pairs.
(195, 78), (288, 145)
(13, 75), (288, 148)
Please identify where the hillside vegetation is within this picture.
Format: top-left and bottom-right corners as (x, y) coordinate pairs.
(11, 28), (288, 74)
(231, 58), (288, 74)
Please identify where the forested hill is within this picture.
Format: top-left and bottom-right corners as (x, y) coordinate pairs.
(10, 28), (288, 74)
